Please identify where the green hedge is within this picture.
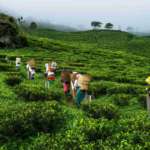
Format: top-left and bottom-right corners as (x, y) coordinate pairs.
(5, 74), (22, 86)
(0, 101), (66, 140)
(138, 94), (147, 108)
(0, 63), (12, 71)
(90, 81), (144, 97)
(113, 94), (130, 106)
(15, 83), (64, 102)
(81, 101), (119, 120)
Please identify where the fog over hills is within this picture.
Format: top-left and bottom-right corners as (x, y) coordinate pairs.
(1, 0), (150, 33)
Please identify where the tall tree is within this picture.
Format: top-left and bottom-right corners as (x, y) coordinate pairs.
(127, 26), (134, 32)
(30, 22), (37, 29)
(91, 21), (102, 30)
(105, 23), (113, 30)
(17, 16), (24, 25)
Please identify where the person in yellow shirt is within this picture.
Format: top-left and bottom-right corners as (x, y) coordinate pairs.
(145, 76), (150, 115)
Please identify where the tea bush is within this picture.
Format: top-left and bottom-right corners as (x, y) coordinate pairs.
(0, 101), (66, 139)
(5, 74), (22, 86)
(90, 81), (144, 97)
(113, 94), (130, 106)
(107, 84), (143, 95)
(0, 63), (12, 71)
(81, 101), (119, 120)
(138, 94), (147, 108)
(80, 119), (115, 142)
(15, 83), (64, 101)
(89, 81), (113, 97)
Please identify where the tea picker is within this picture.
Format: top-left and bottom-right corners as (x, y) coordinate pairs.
(51, 61), (57, 73)
(61, 70), (72, 96)
(75, 74), (91, 107)
(70, 72), (79, 98)
(45, 62), (56, 88)
(15, 57), (21, 70)
(145, 76), (150, 116)
(26, 59), (36, 80)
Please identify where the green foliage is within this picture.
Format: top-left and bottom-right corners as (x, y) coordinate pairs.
(27, 36), (76, 52)
(112, 94), (130, 106)
(138, 94), (147, 108)
(15, 82), (64, 102)
(0, 101), (66, 140)
(0, 26), (150, 149)
(5, 74), (22, 86)
(90, 81), (144, 97)
(0, 63), (12, 71)
(82, 101), (119, 120)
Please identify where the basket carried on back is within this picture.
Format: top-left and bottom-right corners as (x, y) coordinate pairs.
(28, 59), (36, 68)
(61, 71), (71, 82)
(16, 58), (21, 64)
(78, 75), (91, 90)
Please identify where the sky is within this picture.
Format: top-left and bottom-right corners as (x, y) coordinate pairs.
(0, 0), (150, 31)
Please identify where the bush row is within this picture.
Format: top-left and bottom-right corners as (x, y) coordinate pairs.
(0, 101), (66, 140)
(15, 82), (64, 102)
(0, 63), (13, 71)
(112, 94), (130, 106)
(81, 101), (119, 120)
(5, 74), (22, 86)
(9, 115), (150, 150)
(90, 81), (144, 97)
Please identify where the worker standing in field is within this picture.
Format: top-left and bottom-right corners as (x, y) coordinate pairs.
(26, 59), (36, 80)
(15, 57), (21, 70)
(61, 70), (72, 96)
(70, 72), (80, 98)
(45, 63), (55, 88)
(145, 76), (150, 115)
(75, 74), (91, 107)
(51, 61), (57, 73)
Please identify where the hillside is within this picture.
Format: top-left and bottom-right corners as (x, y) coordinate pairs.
(0, 13), (27, 48)
(0, 28), (150, 149)
(27, 28), (150, 57)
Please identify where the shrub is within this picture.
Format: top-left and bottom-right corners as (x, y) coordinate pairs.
(5, 74), (22, 86)
(89, 81), (113, 97)
(138, 94), (147, 108)
(89, 81), (144, 98)
(0, 101), (66, 139)
(15, 83), (64, 101)
(0, 63), (12, 71)
(81, 101), (119, 120)
(28, 130), (92, 150)
(113, 94), (130, 106)
(83, 119), (115, 142)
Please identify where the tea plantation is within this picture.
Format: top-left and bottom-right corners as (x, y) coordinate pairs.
(0, 29), (150, 150)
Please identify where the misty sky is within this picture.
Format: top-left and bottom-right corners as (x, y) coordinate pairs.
(1, 0), (150, 31)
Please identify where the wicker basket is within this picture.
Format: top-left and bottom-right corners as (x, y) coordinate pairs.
(28, 59), (36, 68)
(78, 75), (91, 90)
(16, 58), (21, 63)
